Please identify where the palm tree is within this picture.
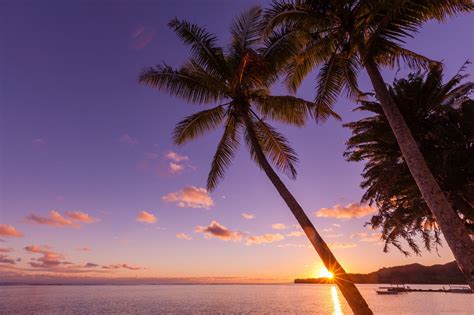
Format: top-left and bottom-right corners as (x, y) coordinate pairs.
(344, 65), (474, 255)
(139, 7), (373, 314)
(263, 0), (474, 290)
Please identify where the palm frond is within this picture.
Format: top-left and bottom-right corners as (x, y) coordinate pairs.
(139, 64), (225, 104)
(284, 35), (337, 93)
(207, 114), (241, 191)
(246, 114), (298, 179)
(253, 95), (312, 126)
(416, 0), (474, 21)
(173, 105), (226, 145)
(314, 54), (346, 122)
(230, 6), (262, 54)
(168, 18), (228, 79)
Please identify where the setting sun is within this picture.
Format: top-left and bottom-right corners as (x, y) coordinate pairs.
(318, 267), (334, 279)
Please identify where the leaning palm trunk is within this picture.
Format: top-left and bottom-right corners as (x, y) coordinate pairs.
(242, 110), (373, 314)
(365, 59), (474, 291)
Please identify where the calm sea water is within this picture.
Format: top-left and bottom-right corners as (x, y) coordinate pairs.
(0, 284), (472, 314)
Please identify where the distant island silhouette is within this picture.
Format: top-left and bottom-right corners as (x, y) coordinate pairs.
(295, 261), (467, 284)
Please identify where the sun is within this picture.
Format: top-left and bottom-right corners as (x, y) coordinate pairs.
(318, 267), (334, 279)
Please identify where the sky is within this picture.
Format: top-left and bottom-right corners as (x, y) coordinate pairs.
(0, 0), (472, 283)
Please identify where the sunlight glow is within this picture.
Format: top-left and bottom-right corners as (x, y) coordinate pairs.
(318, 267), (334, 279)
(331, 286), (343, 315)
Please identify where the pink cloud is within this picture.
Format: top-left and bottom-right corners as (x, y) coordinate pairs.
(0, 224), (24, 237)
(241, 213), (255, 220)
(166, 151), (189, 162)
(0, 247), (13, 253)
(25, 210), (99, 228)
(102, 263), (143, 271)
(328, 242), (357, 249)
(118, 134), (139, 145)
(0, 254), (16, 265)
(176, 233), (192, 240)
(350, 232), (382, 243)
(315, 203), (376, 219)
(286, 231), (304, 237)
(76, 247), (92, 252)
(169, 162), (184, 174)
(277, 243), (308, 248)
(271, 223), (287, 230)
(136, 211), (157, 224)
(32, 138), (46, 146)
(130, 25), (155, 50)
(26, 211), (78, 228)
(25, 245), (64, 268)
(162, 186), (214, 209)
(65, 211), (99, 223)
(324, 234), (343, 238)
(246, 233), (284, 245)
(195, 220), (242, 241)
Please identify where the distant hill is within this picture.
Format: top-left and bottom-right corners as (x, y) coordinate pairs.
(295, 261), (466, 284)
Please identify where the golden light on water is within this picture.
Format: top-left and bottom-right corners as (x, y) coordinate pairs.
(318, 267), (334, 279)
(331, 286), (343, 315)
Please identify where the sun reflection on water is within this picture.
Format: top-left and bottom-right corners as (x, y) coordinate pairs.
(331, 286), (343, 315)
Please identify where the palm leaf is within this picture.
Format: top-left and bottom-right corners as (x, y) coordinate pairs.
(245, 114), (298, 179)
(207, 114), (241, 191)
(253, 95), (312, 126)
(314, 54), (346, 122)
(173, 105), (226, 145)
(168, 18), (228, 79)
(139, 64), (225, 104)
(230, 6), (262, 54)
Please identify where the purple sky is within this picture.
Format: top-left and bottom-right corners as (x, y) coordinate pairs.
(0, 0), (473, 282)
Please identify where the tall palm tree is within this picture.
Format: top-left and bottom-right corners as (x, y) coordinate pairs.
(139, 7), (373, 314)
(263, 0), (474, 290)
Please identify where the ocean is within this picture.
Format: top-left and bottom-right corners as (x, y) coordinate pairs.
(1, 284), (472, 314)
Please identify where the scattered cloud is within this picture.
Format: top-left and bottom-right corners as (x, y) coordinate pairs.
(328, 242), (357, 249)
(102, 263), (143, 271)
(162, 186), (214, 209)
(195, 220), (243, 241)
(165, 152), (190, 174)
(76, 247), (92, 252)
(169, 162), (184, 174)
(138, 150), (193, 176)
(323, 227), (333, 232)
(0, 247), (13, 253)
(0, 254), (16, 265)
(332, 223), (341, 228)
(271, 223), (287, 230)
(118, 134), (139, 145)
(324, 234), (343, 238)
(85, 263), (100, 268)
(32, 138), (46, 146)
(246, 233), (284, 245)
(277, 243), (309, 248)
(176, 233), (192, 240)
(350, 232), (382, 243)
(195, 220), (286, 246)
(130, 25), (155, 50)
(25, 210), (99, 228)
(315, 203), (376, 219)
(136, 211), (157, 224)
(65, 211), (99, 223)
(0, 224), (24, 237)
(241, 213), (255, 220)
(166, 151), (189, 162)
(25, 245), (64, 268)
(286, 231), (304, 237)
